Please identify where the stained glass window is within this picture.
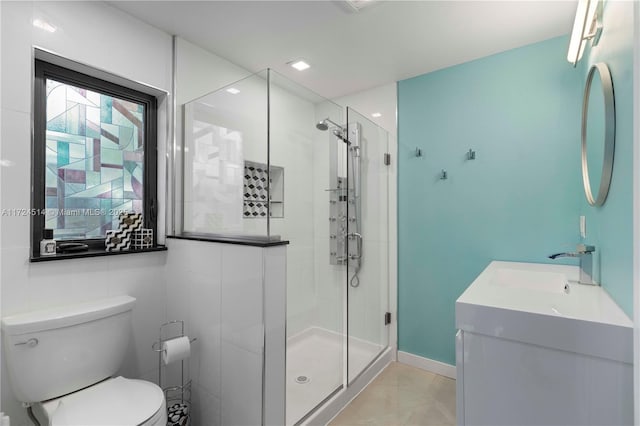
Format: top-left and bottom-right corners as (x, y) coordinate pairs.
(44, 80), (145, 240)
(33, 59), (157, 255)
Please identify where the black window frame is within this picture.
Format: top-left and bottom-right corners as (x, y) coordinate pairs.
(32, 59), (158, 258)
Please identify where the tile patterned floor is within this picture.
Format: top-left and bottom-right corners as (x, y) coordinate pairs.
(329, 362), (456, 426)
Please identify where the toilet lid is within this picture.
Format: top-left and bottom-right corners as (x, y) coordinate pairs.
(43, 377), (164, 426)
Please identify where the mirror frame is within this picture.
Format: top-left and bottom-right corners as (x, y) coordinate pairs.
(581, 62), (615, 206)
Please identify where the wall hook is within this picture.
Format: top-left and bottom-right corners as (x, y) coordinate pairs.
(440, 169), (448, 180)
(415, 148), (422, 157)
(466, 149), (476, 160)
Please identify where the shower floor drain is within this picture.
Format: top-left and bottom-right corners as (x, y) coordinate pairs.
(295, 375), (311, 384)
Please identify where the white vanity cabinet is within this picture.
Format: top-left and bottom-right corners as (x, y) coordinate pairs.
(455, 261), (633, 426)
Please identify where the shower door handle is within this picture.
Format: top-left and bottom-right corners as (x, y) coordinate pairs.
(346, 232), (362, 260)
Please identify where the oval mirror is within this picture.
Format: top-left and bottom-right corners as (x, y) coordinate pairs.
(582, 62), (615, 206)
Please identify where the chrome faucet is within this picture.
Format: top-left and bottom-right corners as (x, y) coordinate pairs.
(548, 244), (596, 285)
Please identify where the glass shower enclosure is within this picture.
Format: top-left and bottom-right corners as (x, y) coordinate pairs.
(175, 69), (390, 425)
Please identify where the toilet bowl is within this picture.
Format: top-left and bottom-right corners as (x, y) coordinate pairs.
(34, 377), (167, 426)
(2, 296), (167, 426)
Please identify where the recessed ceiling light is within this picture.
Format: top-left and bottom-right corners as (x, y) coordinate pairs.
(290, 60), (310, 71)
(226, 88), (240, 95)
(371, 112), (382, 118)
(33, 19), (56, 33)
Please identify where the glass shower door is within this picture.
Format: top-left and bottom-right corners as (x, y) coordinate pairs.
(345, 107), (390, 383)
(268, 68), (348, 425)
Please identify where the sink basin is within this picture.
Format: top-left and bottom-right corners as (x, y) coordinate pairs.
(456, 261), (632, 363)
(489, 267), (568, 294)
(456, 261), (633, 425)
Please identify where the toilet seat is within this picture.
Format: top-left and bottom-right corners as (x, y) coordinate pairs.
(38, 377), (166, 426)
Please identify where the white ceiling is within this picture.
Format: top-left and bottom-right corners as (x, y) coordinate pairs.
(110, 0), (577, 99)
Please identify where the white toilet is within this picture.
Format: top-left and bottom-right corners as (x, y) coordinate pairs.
(2, 296), (167, 426)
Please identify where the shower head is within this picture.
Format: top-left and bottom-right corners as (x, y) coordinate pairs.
(316, 120), (329, 131)
(316, 117), (350, 144)
(316, 118), (342, 132)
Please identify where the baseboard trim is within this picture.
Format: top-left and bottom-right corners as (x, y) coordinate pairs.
(397, 351), (456, 379)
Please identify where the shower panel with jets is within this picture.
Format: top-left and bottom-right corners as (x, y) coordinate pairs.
(322, 120), (362, 288)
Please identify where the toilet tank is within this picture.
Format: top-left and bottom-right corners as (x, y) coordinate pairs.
(1, 296), (136, 403)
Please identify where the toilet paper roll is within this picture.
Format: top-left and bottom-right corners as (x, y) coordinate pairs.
(162, 336), (191, 365)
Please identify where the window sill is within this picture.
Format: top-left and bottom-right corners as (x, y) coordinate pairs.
(30, 245), (167, 262)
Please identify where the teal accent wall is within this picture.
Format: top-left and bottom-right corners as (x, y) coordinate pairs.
(580, 0), (635, 316)
(397, 36), (584, 365)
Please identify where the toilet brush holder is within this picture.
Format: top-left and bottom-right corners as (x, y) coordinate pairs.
(152, 320), (197, 426)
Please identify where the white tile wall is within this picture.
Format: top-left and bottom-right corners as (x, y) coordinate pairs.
(220, 342), (263, 425)
(108, 254), (169, 380)
(264, 245), (286, 426)
(0, 1), (172, 423)
(32, 2), (172, 93)
(165, 238), (286, 425)
(191, 384), (221, 426)
(0, 110), (31, 249)
(219, 243), (263, 426)
(165, 238), (222, 424)
(221, 245), (263, 354)
(0, 1), (32, 115)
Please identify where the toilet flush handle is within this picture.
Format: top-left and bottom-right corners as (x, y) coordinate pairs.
(14, 338), (38, 347)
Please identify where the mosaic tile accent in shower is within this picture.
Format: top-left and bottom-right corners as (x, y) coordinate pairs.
(244, 162), (269, 201)
(243, 160), (284, 218)
(243, 201), (268, 218)
(243, 161), (269, 218)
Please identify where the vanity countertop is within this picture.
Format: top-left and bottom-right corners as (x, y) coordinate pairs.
(456, 261), (632, 364)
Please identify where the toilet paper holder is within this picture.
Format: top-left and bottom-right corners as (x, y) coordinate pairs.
(152, 320), (197, 426)
(152, 335), (197, 355)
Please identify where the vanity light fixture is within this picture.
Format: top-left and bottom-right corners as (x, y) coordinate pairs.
(33, 19), (56, 33)
(567, 0), (602, 67)
(289, 60), (310, 71)
(226, 87), (240, 95)
(371, 112), (382, 118)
